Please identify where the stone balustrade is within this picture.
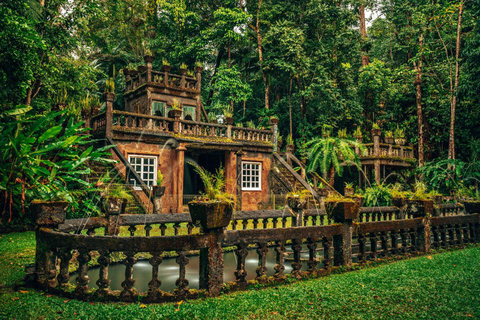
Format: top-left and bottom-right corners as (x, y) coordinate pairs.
(29, 202), (479, 303)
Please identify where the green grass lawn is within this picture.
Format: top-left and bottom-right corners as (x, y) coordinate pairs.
(1, 231), (479, 319)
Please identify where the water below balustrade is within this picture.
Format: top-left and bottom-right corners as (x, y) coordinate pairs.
(71, 246), (318, 292)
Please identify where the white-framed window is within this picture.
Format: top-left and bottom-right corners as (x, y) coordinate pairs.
(242, 161), (262, 191)
(128, 155), (157, 190)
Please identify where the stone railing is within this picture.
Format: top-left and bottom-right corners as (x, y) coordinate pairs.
(90, 112), (106, 135)
(126, 70), (199, 92)
(360, 143), (414, 160)
(101, 110), (274, 145)
(29, 201), (480, 303)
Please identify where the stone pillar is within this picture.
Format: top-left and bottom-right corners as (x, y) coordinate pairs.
(194, 66), (203, 91)
(171, 109), (182, 133)
(175, 144), (187, 213)
(199, 229), (224, 296)
(225, 151), (237, 199)
(236, 150), (244, 210)
(372, 129), (381, 185)
(332, 201), (359, 266)
(144, 55), (153, 82)
(270, 118), (279, 152)
(104, 92), (115, 138)
(106, 212), (121, 236)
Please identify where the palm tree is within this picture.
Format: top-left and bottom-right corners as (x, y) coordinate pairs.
(305, 130), (364, 186)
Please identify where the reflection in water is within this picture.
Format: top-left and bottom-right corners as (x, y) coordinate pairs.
(71, 246), (319, 292)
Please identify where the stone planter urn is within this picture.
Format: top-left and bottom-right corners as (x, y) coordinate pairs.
(392, 197), (407, 208)
(286, 144), (295, 153)
(433, 195), (443, 204)
(170, 108), (183, 119)
(344, 187), (354, 197)
(161, 65), (171, 73)
(225, 117), (234, 125)
(188, 201), (234, 230)
(395, 138), (406, 146)
(346, 195), (364, 208)
(406, 199), (433, 218)
(286, 195), (307, 211)
(385, 137), (394, 144)
(152, 186), (166, 198)
(103, 197), (127, 215)
(327, 200), (360, 222)
(30, 201), (68, 227)
(371, 129), (382, 136)
(194, 66), (203, 74)
(179, 68), (188, 76)
(464, 201), (480, 214)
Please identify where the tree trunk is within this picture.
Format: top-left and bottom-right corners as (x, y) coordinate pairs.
(250, 0), (269, 110)
(448, 1), (464, 161)
(414, 33), (425, 167)
(289, 77), (293, 138)
(328, 166), (335, 187)
(359, 4), (369, 67)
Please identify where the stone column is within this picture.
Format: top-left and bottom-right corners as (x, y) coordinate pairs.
(144, 55), (153, 82)
(199, 228), (224, 296)
(332, 201), (360, 266)
(270, 118), (279, 152)
(225, 151), (237, 199)
(236, 150), (244, 210)
(175, 144), (187, 213)
(104, 92), (115, 138)
(372, 129), (381, 184)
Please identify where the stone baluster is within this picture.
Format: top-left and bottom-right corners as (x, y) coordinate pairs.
(95, 249), (111, 298)
(358, 233), (367, 262)
(255, 242), (268, 282)
(291, 238), (303, 278)
(307, 237), (318, 273)
(75, 250), (91, 297)
(322, 237), (332, 269)
(58, 249), (72, 288)
(234, 242), (248, 289)
(120, 251), (137, 302)
(147, 251), (163, 301)
(274, 240), (286, 279)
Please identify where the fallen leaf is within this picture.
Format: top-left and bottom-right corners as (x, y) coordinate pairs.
(12, 297), (19, 301)
(272, 312), (278, 315)
(427, 256), (433, 260)
(175, 309), (179, 312)
(63, 300), (70, 303)
(140, 304), (147, 308)
(19, 290), (28, 294)
(46, 294), (53, 297)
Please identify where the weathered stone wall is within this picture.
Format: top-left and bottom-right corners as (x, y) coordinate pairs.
(240, 151), (272, 211)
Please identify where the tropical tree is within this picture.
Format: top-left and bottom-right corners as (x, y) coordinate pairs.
(305, 130), (364, 186)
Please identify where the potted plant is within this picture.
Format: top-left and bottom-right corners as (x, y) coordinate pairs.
(458, 186), (480, 214)
(406, 182), (433, 217)
(161, 60), (171, 72)
(325, 195), (359, 222)
(316, 182), (329, 197)
(371, 123), (381, 137)
(30, 190), (70, 227)
(194, 61), (203, 74)
(384, 130), (394, 144)
(394, 127), (406, 146)
(286, 189), (311, 211)
(286, 134), (294, 153)
(344, 182), (354, 196)
(179, 62), (188, 75)
(353, 127), (363, 142)
(187, 162), (234, 230)
(102, 185), (131, 215)
(223, 105), (234, 125)
(169, 99), (183, 118)
(389, 183), (410, 208)
(152, 169), (166, 198)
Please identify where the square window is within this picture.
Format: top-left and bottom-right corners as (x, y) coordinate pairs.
(241, 161), (261, 191)
(128, 155), (158, 190)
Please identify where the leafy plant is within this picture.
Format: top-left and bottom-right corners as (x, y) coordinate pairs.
(187, 161), (234, 203)
(345, 182), (354, 189)
(105, 77), (115, 93)
(394, 126), (405, 138)
(372, 123), (380, 130)
(385, 131), (394, 138)
(322, 124), (333, 137)
(105, 185), (133, 200)
(172, 99), (181, 110)
(180, 62), (188, 69)
(286, 134), (294, 146)
(363, 184), (392, 207)
(338, 128), (348, 139)
(223, 105), (233, 118)
(246, 120), (256, 129)
(353, 127), (363, 138)
(162, 59), (170, 66)
(195, 61), (203, 68)
(305, 135), (364, 186)
(54, 88), (68, 105)
(235, 122), (244, 127)
(157, 169), (164, 186)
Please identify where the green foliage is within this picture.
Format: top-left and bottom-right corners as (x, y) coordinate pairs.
(372, 123), (380, 130)
(395, 126), (405, 139)
(385, 131), (394, 138)
(338, 129), (348, 139)
(0, 105), (113, 224)
(286, 134), (294, 146)
(353, 127), (363, 138)
(363, 184), (393, 207)
(210, 65), (252, 113)
(105, 185), (133, 201)
(105, 78), (115, 93)
(157, 169), (164, 186)
(186, 161), (233, 203)
(179, 62), (188, 69)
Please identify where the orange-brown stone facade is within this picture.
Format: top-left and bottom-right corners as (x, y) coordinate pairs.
(112, 140), (272, 213)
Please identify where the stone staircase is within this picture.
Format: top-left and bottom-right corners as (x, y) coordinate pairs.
(87, 159), (146, 215)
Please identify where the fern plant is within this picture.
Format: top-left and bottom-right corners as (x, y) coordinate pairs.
(187, 161), (234, 203)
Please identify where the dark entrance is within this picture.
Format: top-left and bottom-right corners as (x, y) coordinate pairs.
(183, 150), (225, 197)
